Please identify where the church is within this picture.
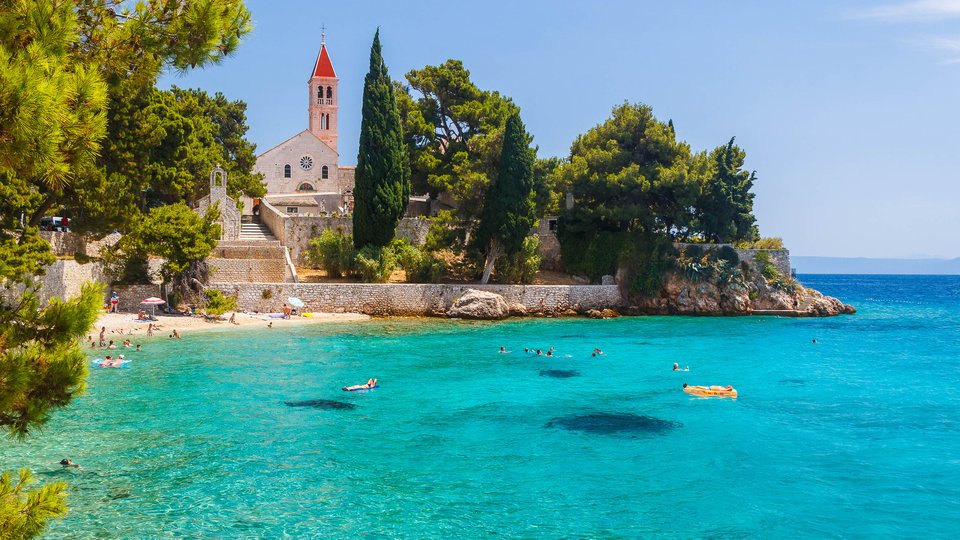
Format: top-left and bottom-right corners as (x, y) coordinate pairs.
(244, 34), (355, 216)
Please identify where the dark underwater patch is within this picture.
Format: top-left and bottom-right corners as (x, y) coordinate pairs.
(284, 399), (356, 410)
(778, 379), (805, 386)
(539, 369), (580, 378)
(545, 413), (680, 435)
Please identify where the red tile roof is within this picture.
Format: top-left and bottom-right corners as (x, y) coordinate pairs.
(311, 44), (336, 78)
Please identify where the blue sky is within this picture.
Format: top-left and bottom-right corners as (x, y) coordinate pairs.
(159, 0), (960, 258)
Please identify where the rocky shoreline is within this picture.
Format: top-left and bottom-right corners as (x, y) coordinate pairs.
(438, 274), (855, 320)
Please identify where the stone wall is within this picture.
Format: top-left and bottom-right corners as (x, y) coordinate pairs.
(40, 232), (120, 257)
(108, 283), (163, 312)
(534, 218), (562, 270)
(208, 258), (287, 283)
(195, 195), (241, 240)
(674, 243), (791, 277)
(260, 200), (431, 265)
(34, 260), (109, 305)
(208, 282), (623, 316)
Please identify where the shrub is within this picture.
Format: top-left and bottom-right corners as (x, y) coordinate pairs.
(717, 245), (740, 265)
(684, 244), (704, 260)
(354, 245), (397, 283)
(306, 228), (355, 277)
(204, 289), (238, 316)
(497, 235), (541, 284)
(261, 288), (272, 299)
(736, 237), (785, 250)
(390, 239), (447, 283)
(424, 210), (464, 253)
(753, 251), (780, 280)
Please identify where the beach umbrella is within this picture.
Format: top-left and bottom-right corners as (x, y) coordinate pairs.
(287, 297), (305, 308)
(141, 297), (165, 318)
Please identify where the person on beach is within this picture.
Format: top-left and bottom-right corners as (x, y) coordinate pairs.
(109, 292), (119, 313)
(282, 304), (292, 319)
(172, 329), (181, 339)
(58, 459), (82, 470)
(137, 310), (146, 320)
(147, 323), (154, 337)
(229, 312), (238, 325)
(99, 326), (106, 347)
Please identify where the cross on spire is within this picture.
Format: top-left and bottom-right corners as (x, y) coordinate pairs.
(321, 24), (326, 44)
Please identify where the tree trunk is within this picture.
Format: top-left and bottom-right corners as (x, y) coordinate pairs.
(27, 194), (56, 228)
(480, 241), (501, 285)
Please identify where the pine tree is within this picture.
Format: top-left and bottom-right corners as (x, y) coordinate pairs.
(477, 113), (537, 284)
(353, 29), (409, 249)
(697, 137), (757, 243)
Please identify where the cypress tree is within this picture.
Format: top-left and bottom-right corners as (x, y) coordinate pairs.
(477, 113), (536, 283)
(353, 29), (409, 248)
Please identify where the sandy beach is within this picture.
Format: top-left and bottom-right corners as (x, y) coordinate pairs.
(89, 310), (369, 340)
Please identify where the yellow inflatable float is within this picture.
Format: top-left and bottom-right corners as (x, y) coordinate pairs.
(683, 384), (738, 398)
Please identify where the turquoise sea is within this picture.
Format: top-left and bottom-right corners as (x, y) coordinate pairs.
(2, 275), (959, 538)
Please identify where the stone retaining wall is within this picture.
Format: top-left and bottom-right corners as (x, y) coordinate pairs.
(108, 283), (163, 312)
(40, 232), (120, 257)
(674, 243), (791, 277)
(208, 258), (287, 283)
(208, 282), (623, 316)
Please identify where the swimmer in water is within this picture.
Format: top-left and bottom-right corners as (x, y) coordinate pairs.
(136, 344), (142, 352)
(673, 362), (689, 371)
(593, 348), (603, 355)
(545, 350), (553, 357)
(58, 459), (82, 470)
(499, 346), (507, 353)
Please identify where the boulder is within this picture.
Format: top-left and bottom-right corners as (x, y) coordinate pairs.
(586, 309), (603, 319)
(509, 303), (528, 317)
(447, 289), (509, 320)
(600, 308), (620, 318)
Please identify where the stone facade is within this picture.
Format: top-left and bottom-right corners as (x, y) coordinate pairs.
(254, 130), (344, 196)
(209, 282), (623, 316)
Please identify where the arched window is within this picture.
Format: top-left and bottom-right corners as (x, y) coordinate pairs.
(283, 164), (291, 178)
(320, 115), (326, 130)
(326, 87), (332, 99)
(317, 86), (322, 102)
(297, 182), (315, 191)
(321, 165), (329, 179)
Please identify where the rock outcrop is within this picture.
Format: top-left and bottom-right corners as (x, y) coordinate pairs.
(447, 289), (510, 320)
(627, 272), (855, 317)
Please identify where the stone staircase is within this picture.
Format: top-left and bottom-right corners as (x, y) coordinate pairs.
(239, 220), (276, 241)
(208, 215), (293, 283)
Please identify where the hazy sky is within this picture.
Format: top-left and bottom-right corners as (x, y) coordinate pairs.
(159, 0), (960, 258)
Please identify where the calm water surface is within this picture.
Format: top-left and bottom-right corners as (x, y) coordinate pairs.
(2, 275), (959, 538)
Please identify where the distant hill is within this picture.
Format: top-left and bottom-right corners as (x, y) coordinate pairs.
(793, 256), (960, 275)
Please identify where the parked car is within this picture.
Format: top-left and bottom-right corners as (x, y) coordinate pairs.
(40, 217), (70, 232)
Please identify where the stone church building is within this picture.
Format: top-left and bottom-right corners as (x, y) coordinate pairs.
(242, 35), (355, 216)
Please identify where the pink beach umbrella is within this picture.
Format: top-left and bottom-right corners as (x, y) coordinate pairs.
(141, 297), (166, 318)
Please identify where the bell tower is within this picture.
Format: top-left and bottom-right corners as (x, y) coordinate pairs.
(308, 31), (338, 152)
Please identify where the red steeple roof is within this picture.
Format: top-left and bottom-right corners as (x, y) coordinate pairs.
(311, 43), (336, 78)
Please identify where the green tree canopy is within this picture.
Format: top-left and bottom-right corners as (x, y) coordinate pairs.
(70, 86), (264, 234)
(476, 113), (537, 283)
(353, 29), (410, 249)
(397, 60), (520, 219)
(0, 3), (251, 534)
(696, 137), (758, 243)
